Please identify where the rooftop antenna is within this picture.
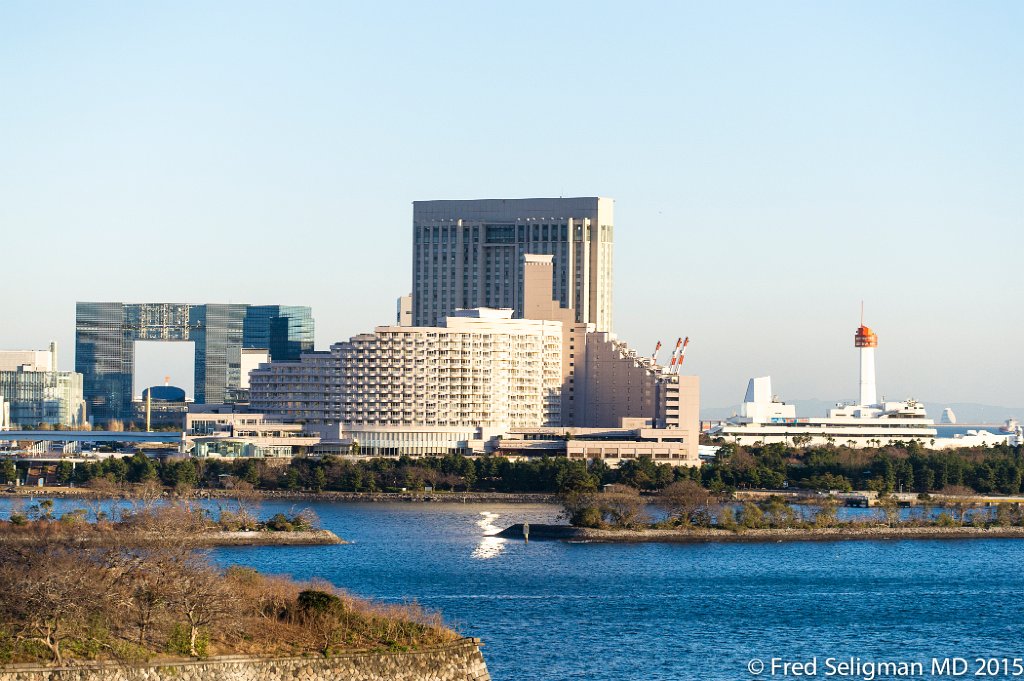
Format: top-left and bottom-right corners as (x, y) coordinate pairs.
(860, 300), (864, 326)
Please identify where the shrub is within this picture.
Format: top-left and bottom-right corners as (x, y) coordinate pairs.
(572, 506), (602, 528)
(298, 590), (344, 615)
(717, 506), (738, 531)
(168, 623), (207, 657)
(265, 513), (294, 532)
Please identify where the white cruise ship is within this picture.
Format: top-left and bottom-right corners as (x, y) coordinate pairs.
(708, 319), (938, 448)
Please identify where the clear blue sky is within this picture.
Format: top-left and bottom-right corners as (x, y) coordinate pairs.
(1, 1), (1021, 409)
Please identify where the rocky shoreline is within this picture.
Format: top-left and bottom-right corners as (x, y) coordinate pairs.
(192, 528), (346, 546)
(496, 523), (1024, 544)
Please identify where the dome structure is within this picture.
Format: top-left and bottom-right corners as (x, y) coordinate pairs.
(141, 385), (186, 402)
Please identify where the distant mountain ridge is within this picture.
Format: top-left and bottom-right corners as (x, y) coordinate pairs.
(702, 400), (1022, 425)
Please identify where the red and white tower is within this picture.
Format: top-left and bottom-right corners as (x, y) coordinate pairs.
(854, 307), (878, 406)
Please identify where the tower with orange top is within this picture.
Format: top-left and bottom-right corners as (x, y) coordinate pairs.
(854, 304), (878, 406)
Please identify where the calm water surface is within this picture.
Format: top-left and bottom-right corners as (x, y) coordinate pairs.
(5, 498), (1024, 680)
(215, 502), (1024, 681)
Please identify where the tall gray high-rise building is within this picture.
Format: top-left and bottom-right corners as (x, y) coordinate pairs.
(411, 197), (614, 330)
(75, 302), (313, 424)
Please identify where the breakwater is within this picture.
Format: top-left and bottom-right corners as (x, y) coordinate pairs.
(0, 639), (489, 681)
(0, 529), (344, 547)
(497, 523), (1024, 544)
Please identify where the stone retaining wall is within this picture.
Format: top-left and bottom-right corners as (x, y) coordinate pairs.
(0, 639), (489, 681)
(500, 522), (1024, 544)
(202, 490), (558, 504)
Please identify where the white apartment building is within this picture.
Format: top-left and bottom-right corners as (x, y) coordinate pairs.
(333, 308), (563, 455)
(248, 351), (336, 423)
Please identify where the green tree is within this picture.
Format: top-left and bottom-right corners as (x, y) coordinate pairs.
(460, 458), (478, 489)
(555, 462), (597, 494)
(0, 460), (17, 485)
(312, 468), (327, 492)
(739, 502), (764, 529)
(55, 460), (74, 485)
(127, 453), (158, 483)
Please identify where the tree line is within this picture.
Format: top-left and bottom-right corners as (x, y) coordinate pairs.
(4, 439), (1020, 497)
(29, 453), (698, 495)
(701, 440), (1024, 495)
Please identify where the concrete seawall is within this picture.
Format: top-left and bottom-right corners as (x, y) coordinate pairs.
(0, 639), (489, 681)
(3, 489), (557, 505)
(202, 490), (558, 504)
(497, 523), (1024, 544)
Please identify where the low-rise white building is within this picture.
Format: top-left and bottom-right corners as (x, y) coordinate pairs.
(185, 405), (320, 458)
(931, 429), (1012, 449)
(708, 320), (942, 449)
(709, 376), (938, 448)
(496, 418), (702, 467)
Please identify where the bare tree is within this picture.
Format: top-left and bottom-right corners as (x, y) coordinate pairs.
(165, 556), (236, 656)
(230, 480), (262, 531)
(130, 479), (165, 514)
(876, 493), (901, 528)
(0, 545), (106, 664)
(599, 485), (648, 528)
(941, 485), (976, 523)
(658, 480), (713, 526)
(113, 555), (173, 647)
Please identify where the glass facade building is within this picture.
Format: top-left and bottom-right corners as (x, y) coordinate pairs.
(0, 368), (86, 428)
(75, 302), (314, 424)
(242, 305), (315, 362)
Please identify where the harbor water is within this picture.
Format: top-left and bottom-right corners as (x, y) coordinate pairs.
(3, 497), (1024, 680)
(210, 501), (1024, 681)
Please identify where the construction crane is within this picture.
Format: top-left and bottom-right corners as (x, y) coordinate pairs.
(665, 337), (690, 375)
(675, 336), (690, 372)
(665, 338), (682, 373)
(650, 340), (662, 365)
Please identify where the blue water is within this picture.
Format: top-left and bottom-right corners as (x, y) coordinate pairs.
(5, 498), (1024, 680)
(215, 502), (1024, 681)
